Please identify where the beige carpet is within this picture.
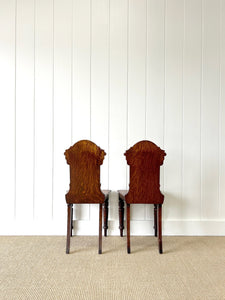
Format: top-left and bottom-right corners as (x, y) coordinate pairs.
(0, 236), (225, 300)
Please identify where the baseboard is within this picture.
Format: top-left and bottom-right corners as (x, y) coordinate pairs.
(106, 219), (225, 236)
(0, 219), (67, 235)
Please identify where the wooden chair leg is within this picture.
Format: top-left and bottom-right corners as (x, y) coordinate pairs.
(119, 196), (124, 237)
(158, 204), (163, 254)
(154, 204), (157, 237)
(66, 204), (72, 254)
(103, 197), (109, 237)
(99, 203), (103, 254)
(127, 203), (131, 253)
(70, 205), (73, 237)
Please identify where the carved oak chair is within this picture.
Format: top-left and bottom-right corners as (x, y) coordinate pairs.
(64, 140), (110, 254)
(118, 140), (166, 254)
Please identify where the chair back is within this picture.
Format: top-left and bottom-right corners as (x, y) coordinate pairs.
(64, 140), (106, 204)
(125, 140), (166, 204)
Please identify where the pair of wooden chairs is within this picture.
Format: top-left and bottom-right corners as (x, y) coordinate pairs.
(65, 140), (166, 254)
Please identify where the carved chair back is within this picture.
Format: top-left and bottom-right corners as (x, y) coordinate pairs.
(64, 140), (106, 204)
(125, 140), (166, 204)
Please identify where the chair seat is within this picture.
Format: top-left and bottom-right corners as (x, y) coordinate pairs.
(66, 190), (110, 204)
(118, 190), (127, 201)
(118, 189), (163, 204)
(102, 190), (110, 197)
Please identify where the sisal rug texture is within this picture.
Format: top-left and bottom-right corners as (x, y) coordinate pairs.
(0, 236), (225, 300)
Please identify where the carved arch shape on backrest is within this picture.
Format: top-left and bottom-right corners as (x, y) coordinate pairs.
(125, 140), (166, 167)
(65, 140), (106, 166)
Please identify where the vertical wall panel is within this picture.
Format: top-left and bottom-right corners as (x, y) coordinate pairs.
(128, 0), (147, 147)
(220, 0), (225, 218)
(34, 0), (53, 221)
(108, 0), (127, 191)
(72, 0), (91, 220)
(90, 0), (109, 223)
(0, 0), (15, 221)
(91, 0), (109, 188)
(72, 0), (91, 142)
(146, 0), (165, 146)
(201, 0), (220, 219)
(164, 0), (184, 220)
(108, 0), (128, 221)
(53, 0), (72, 222)
(15, 0), (35, 220)
(182, 0), (202, 219)
(145, 0), (165, 220)
(128, 0), (147, 221)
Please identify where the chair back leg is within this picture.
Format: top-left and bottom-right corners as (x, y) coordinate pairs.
(70, 205), (73, 237)
(103, 198), (109, 237)
(98, 203), (103, 254)
(66, 204), (72, 254)
(119, 196), (125, 237)
(154, 204), (157, 237)
(127, 203), (131, 253)
(158, 204), (163, 254)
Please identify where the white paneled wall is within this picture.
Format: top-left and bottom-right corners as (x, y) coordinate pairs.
(0, 0), (225, 235)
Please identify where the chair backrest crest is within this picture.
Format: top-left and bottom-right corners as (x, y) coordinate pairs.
(65, 140), (106, 165)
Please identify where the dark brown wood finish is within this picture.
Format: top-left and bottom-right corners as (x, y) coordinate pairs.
(70, 205), (73, 237)
(103, 197), (109, 237)
(158, 204), (163, 254)
(154, 204), (157, 237)
(127, 203), (131, 253)
(65, 140), (110, 254)
(66, 204), (72, 254)
(99, 203), (103, 254)
(118, 194), (125, 237)
(118, 140), (166, 254)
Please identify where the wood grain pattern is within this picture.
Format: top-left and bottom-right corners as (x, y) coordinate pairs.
(125, 140), (166, 204)
(65, 140), (106, 204)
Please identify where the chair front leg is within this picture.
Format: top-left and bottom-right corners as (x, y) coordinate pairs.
(99, 203), (103, 254)
(158, 204), (163, 254)
(154, 204), (157, 237)
(127, 203), (131, 253)
(66, 204), (72, 254)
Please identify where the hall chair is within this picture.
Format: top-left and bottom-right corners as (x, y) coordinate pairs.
(64, 140), (110, 254)
(118, 140), (166, 254)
